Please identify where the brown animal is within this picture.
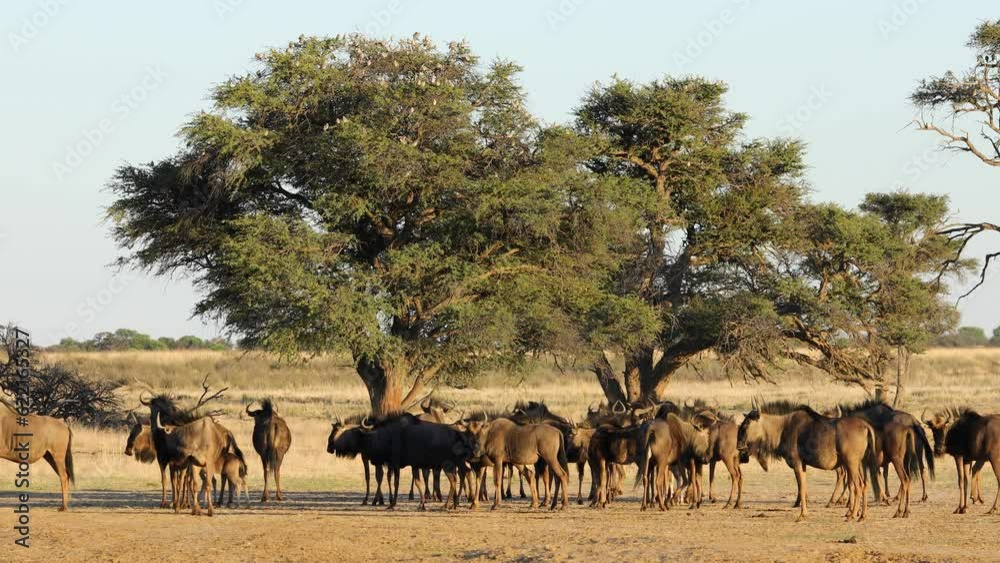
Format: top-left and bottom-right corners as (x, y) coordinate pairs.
(246, 400), (292, 502)
(737, 401), (881, 521)
(217, 451), (250, 508)
(695, 410), (769, 509)
(634, 413), (712, 511)
(125, 421), (179, 508)
(468, 417), (570, 510)
(924, 408), (1000, 514)
(0, 400), (74, 511)
(588, 422), (642, 508)
(145, 396), (233, 516)
(566, 425), (596, 504)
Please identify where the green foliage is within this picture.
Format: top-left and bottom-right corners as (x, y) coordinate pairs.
(107, 35), (656, 408)
(48, 330), (231, 352)
(935, 326), (990, 347)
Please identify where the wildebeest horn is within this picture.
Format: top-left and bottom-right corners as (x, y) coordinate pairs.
(684, 398), (695, 409)
(612, 400), (626, 415)
(139, 391), (152, 406)
(361, 416), (373, 429)
(420, 398), (431, 411)
(336, 413), (343, 425)
(588, 402), (598, 415)
(246, 403), (259, 416)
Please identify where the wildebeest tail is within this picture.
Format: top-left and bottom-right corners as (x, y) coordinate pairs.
(65, 427), (76, 485)
(228, 434), (248, 471)
(864, 426), (881, 502)
(912, 421), (934, 480)
(558, 431), (569, 475)
(633, 425), (652, 490)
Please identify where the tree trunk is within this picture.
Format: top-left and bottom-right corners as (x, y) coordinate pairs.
(892, 347), (910, 409)
(357, 356), (408, 416)
(592, 353), (627, 406)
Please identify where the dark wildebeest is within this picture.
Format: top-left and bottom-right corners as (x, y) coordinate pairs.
(634, 413), (712, 511)
(830, 400), (934, 518)
(587, 405), (643, 508)
(468, 416), (570, 510)
(408, 398), (458, 502)
(924, 408), (1000, 514)
(395, 417), (486, 510)
(246, 400), (292, 502)
(0, 400), (75, 511)
(327, 414), (384, 505)
(737, 401), (881, 521)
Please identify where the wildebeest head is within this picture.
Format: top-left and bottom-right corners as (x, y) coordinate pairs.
(736, 408), (761, 456)
(923, 409), (953, 456)
(327, 414), (366, 457)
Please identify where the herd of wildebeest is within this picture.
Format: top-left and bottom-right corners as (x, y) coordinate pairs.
(1, 393), (999, 522)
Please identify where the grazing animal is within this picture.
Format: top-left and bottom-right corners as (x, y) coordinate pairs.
(737, 401), (881, 521)
(468, 417), (570, 510)
(246, 400), (292, 502)
(0, 400), (74, 511)
(634, 413), (712, 511)
(924, 408), (1000, 514)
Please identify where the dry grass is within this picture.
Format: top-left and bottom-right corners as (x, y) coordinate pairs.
(3, 347), (997, 495)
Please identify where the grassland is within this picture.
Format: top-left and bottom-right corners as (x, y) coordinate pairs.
(1, 348), (999, 562)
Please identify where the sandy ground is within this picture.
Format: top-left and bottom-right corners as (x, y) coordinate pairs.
(2, 463), (998, 563)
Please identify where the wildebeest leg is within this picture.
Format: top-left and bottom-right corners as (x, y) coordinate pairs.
(689, 460), (702, 509)
(953, 456), (967, 514)
(708, 460), (717, 503)
(970, 460), (985, 504)
(274, 453), (286, 501)
(503, 464), (513, 499)
(432, 468), (442, 502)
(260, 458), (270, 503)
(445, 469), (459, 509)
(522, 466), (540, 509)
(986, 457), (1000, 515)
(159, 463), (169, 508)
(890, 456), (909, 518)
(43, 451), (71, 512)
(408, 474), (416, 500)
(722, 455), (739, 509)
(412, 468), (427, 511)
(218, 473), (229, 506)
(826, 467), (844, 508)
(589, 457), (605, 508)
(202, 466), (215, 517)
(362, 457), (371, 505)
(492, 462), (504, 510)
(793, 462), (808, 522)
(391, 466), (402, 509)
(576, 461), (585, 505)
(471, 465), (487, 509)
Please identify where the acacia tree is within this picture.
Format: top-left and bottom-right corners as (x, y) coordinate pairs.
(912, 20), (1000, 292)
(575, 77), (809, 403)
(107, 35), (656, 415)
(575, 78), (966, 404)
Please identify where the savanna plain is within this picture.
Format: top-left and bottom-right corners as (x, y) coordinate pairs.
(2, 349), (999, 562)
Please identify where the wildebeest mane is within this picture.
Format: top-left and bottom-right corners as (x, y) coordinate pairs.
(757, 400), (808, 415)
(149, 395), (200, 425)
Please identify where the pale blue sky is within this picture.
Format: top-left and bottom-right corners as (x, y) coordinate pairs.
(2, 0), (998, 345)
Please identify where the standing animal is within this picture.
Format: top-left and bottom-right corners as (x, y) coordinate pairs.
(246, 400), (292, 502)
(144, 395), (233, 516)
(737, 401), (881, 521)
(217, 451), (250, 508)
(832, 400), (933, 518)
(327, 414), (381, 505)
(923, 408), (1000, 514)
(588, 421), (642, 508)
(468, 417), (570, 510)
(0, 400), (74, 511)
(695, 410), (769, 509)
(634, 413), (712, 511)
(395, 418), (485, 510)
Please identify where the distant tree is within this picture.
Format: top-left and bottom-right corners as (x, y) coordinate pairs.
(935, 326), (990, 347)
(157, 336), (177, 349)
(912, 20), (1000, 295)
(991, 326), (1000, 346)
(107, 35), (654, 414)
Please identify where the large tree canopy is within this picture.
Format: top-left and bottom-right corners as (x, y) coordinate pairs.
(108, 35), (656, 414)
(575, 77), (966, 404)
